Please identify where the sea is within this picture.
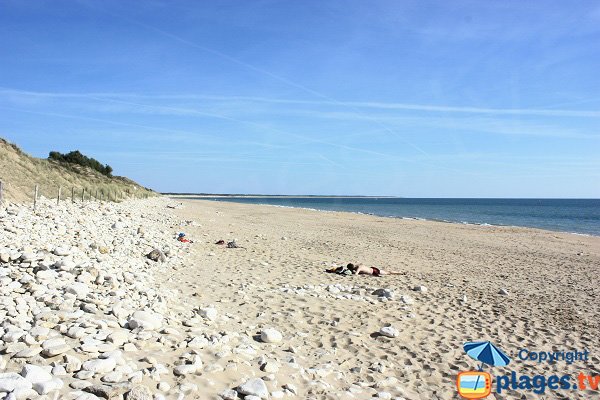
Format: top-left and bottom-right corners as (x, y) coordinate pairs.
(194, 197), (600, 236)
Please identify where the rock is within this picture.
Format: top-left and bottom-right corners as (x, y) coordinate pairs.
(70, 380), (92, 390)
(219, 388), (238, 399)
(261, 361), (279, 373)
(75, 371), (95, 380)
(13, 347), (42, 359)
(0, 373), (33, 392)
(123, 343), (137, 352)
(173, 364), (199, 376)
(260, 328), (283, 343)
(107, 331), (129, 346)
(20, 252), (36, 262)
(29, 326), (50, 340)
(413, 285), (428, 293)
(157, 382), (170, 392)
(379, 326), (399, 338)
(147, 249), (166, 263)
(499, 288), (509, 295)
(126, 385), (152, 400)
(374, 376), (398, 388)
(51, 365), (67, 376)
(372, 288), (394, 299)
(198, 307), (217, 321)
(112, 222), (124, 229)
(101, 371), (123, 383)
(66, 282), (90, 299)
(128, 311), (163, 331)
(42, 337), (66, 350)
(129, 371), (143, 384)
(41, 344), (71, 357)
(3, 330), (24, 343)
(178, 382), (198, 393)
(370, 362), (386, 373)
(33, 378), (64, 395)
(326, 285), (340, 294)
(53, 247), (71, 256)
(20, 364), (52, 384)
(283, 383), (297, 395)
(10, 388), (39, 399)
(66, 326), (87, 339)
(271, 391), (284, 399)
(400, 295), (414, 304)
(84, 383), (132, 399)
(237, 378), (269, 399)
(56, 258), (76, 271)
(64, 354), (82, 373)
(187, 336), (209, 349)
(82, 357), (117, 374)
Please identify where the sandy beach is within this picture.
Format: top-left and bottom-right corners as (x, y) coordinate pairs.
(165, 198), (600, 399)
(1, 196), (598, 400)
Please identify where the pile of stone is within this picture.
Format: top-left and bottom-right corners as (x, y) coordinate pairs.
(0, 197), (189, 399)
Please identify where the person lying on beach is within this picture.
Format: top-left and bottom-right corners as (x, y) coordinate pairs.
(347, 263), (404, 277)
(177, 233), (193, 243)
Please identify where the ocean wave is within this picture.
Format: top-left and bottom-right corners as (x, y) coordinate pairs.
(206, 198), (599, 237)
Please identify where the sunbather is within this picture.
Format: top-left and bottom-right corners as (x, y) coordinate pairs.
(346, 263), (404, 277)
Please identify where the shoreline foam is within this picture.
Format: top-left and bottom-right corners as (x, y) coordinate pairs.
(184, 197), (600, 238)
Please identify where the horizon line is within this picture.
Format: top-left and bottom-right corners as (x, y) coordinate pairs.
(164, 193), (600, 200)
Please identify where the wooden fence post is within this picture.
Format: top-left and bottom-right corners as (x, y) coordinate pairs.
(57, 186), (61, 205)
(81, 188), (85, 202)
(72, 187), (75, 203)
(34, 185), (39, 210)
(0, 181), (3, 205)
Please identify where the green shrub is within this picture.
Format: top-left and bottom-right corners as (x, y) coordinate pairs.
(48, 150), (113, 176)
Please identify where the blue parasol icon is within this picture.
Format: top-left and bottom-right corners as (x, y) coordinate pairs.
(464, 341), (511, 369)
(463, 341), (511, 396)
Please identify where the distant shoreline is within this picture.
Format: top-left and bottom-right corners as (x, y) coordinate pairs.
(168, 196), (600, 236)
(163, 194), (599, 200)
(164, 194), (400, 199)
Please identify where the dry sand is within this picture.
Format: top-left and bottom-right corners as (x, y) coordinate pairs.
(161, 199), (600, 399)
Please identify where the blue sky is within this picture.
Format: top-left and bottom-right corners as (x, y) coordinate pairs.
(1, 0), (599, 197)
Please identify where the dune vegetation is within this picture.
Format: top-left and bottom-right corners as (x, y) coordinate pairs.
(0, 137), (154, 204)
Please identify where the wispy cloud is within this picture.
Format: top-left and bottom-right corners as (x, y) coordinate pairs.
(2, 88), (599, 118)
(2, 88), (599, 144)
